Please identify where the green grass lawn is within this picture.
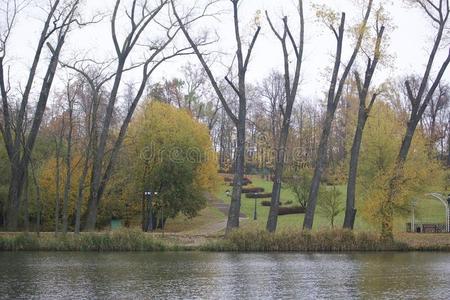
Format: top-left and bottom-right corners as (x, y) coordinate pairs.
(216, 175), (356, 231)
(413, 195), (448, 224)
(164, 206), (225, 233)
(216, 175), (448, 233)
(161, 174), (448, 234)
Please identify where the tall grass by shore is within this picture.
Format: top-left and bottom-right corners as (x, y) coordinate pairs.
(202, 229), (410, 252)
(0, 229), (172, 251)
(1, 228), (449, 252)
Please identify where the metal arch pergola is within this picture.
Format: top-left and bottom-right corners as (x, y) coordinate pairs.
(410, 193), (450, 233)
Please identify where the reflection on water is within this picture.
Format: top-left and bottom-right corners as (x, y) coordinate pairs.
(0, 252), (449, 299)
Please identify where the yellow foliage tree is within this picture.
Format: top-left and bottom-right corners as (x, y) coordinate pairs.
(119, 101), (219, 222)
(359, 102), (444, 233)
(38, 154), (86, 230)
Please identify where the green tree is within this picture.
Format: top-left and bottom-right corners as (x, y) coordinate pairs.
(124, 101), (218, 228)
(284, 169), (312, 210)
(318, 186), (343, 228)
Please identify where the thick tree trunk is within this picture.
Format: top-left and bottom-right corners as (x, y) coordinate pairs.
(75, 155), (89, 234)
(1, 0), (77, 231)
(6, 166), (25, 231)
(62, 105), (73, 234)
(381, 121), (417, 239)
(265, 4), (304, 232)
(303, 1), (373, 229)
(343, 112), (367, 229)
(172, 0), (260, 233)
(31, 165), (41, 236)
(399, 122), (418, 162)
(84, 60), (125, 231)
(84, 1), (171, 231)
(266, 136), (287, 232)
(226, 120), (245, 230)
(0, 200), (4, 228)
(303, 112), (334, 229)
(23, 173), (29, 232)
(74, 87), (99, 234)
(447, 128), (450, 166)
(54, 137), (62, 235)
(343, 24), (384, 229)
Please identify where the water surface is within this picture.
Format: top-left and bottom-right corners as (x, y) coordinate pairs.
(1, 252), (449, 299)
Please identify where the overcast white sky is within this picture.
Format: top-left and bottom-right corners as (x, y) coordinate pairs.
(4, 0), (450, 102)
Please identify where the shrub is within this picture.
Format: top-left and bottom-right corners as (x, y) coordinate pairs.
(261, 200), (282, 207)
(278, 206), (305, 215)
(242, 187), (265, 193)
(228, 177), (252, 186)
(283, 169), (312, 210)
(246, 193), (272, 199)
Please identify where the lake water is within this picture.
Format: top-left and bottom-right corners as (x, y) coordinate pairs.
(1, 252), (449, 299)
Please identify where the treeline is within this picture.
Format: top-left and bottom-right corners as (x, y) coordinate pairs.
(0, 0), (449, 240)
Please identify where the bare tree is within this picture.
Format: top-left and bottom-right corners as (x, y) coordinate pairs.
(172, 0), (261, 232)
(423, 83), (449, 155)
(30, 160), (41, 236)
(84, 0), (195, 230)
(53, 108), (65, 235)
(265, 0), (305, 232)
(447, 112), (450, 166)
(61, 80), (78, 234)
(304, 0), (374, 230)
(59, 60), (113, 234)
(0, 0), (84, 230)
(343, 14), (385, 229)
(382, 0), (450, 239)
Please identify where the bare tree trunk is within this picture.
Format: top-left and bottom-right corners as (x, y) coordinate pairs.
(54, 134), (63, 235)
(59, 65), (103, 234)
(0, 1), (81, 230)
(227, 121), (245, 228)
(6, 168), (24, 231)
(344, 116), (364, 229)
(225, 0), (261, 232)
(266, 2), (304, 232)
(172, 0), (260, 233)
(381, 1), (450, 239)
(30, 162), (41, 236)
(267, 131), (289, 231)
(447, 122), (450, 166)
(85, 59), (125, 230)
(75, 154), (89, 234)
(304, 112), (334, 229)
(23, 172), (29, 232)
(304, 1), (373, 229)
(62, 90), (75, 234)
(84, 1), (184, 230)
(344, 25), (384, 229)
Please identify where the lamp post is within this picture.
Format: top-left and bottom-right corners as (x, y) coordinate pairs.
(253, 197), (257, 220)
(411, 199), (416, 233)
(144, 191), (158, 232)
(124, 202), (130, 227)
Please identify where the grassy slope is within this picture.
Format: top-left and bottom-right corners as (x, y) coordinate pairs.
(164, 206), (225, 233)
(160, 174), (447, 235)
(216, 175), (365, 231)
(216, 175), (447, 233)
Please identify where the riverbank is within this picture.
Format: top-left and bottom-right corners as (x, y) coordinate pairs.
(1, 229), (450, 252)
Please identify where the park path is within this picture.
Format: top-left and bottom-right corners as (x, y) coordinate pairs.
(182, 193), (247, 236)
